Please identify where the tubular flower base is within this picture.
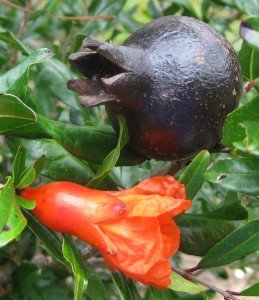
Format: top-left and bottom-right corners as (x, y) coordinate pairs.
(20, 176), (191, 289)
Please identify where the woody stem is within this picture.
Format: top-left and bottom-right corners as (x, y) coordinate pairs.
(171, 266), (241, 300)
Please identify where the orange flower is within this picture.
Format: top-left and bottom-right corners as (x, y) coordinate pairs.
(20, 175), (191, 289)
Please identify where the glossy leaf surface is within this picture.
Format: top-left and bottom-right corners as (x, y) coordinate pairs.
(198, 219), (259, 268)
(0, 198), (27, 248)
(205, 157), (259, 196)
(0, 48), (53, 94)
(179, 150), (210, 199)
(63, 235), (106, 300)
(169, 272), (205, 293)
(241, 282), (259, 296)
(0, 177), (15, 232)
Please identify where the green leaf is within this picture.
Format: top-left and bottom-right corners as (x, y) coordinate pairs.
(238, 41), (259, 81)
(0, 28), (30, 55)
(33, 155), (46, 177)
(62, 236), (88, 300)
(23, 210), (68, 266)
(223, 95), (259, 148)
(12, 145), (26, 185)
(0, 94), (37, 134)
(200, 201), (248, 221)
(151, 288), (178, 300)
(240, 17), (259, 50)
(36, 58), (80, 109)
(169, 272), (205, 293)
(83, 0), (127, 35)
(175, 213), (246, 256)
(0, 177), (15, 232)
(7, 137), (95, 185)
(12, 262), (41, 295)
(233, 121), (259, 157)
(8, 84), (46, 116)
(0, 197), (27, 247)
(15, 164), (36, 189)
(0, 95), (45, 138)
(112, 272), (142, 300)
(0, 48), (53, 94)
(198, 219), (259, 268)
(16, 195), (36, 210)
(166, 0), (197, 17)
(36, 114), (145, 166)
(241, 282), (259, 296)
(29, 0), (58, 20)
(87, 116), (129, 187)
(241, 0), (259, 15)
(179, 150), (210, 199)
(205, 157), (259, 196)
(62, 235), (106, 300)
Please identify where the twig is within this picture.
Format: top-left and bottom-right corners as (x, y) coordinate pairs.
(243, 78), (259, 94)
(0, 0), (115, 20)
(172, 266), (241, 300)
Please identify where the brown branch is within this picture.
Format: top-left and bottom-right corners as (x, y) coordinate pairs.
(172, 266), (241, 300)
(0, 0), (115, 20)
(45, 14), (115, 21)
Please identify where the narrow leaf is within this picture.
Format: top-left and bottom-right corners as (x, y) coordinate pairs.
(151, 288), (177, 300)
(169, 272), (205, 293)
(12, 146), (26, 185)
(7, 137), (95, 185)
(36, 114), (144, 166)
(23, 210), (67, 266)
(0, 94), (37, 134)
(0, 48), (53, 94)
(83, 0), (127, 35)
(0, 29), (30, 55)
(33, 155), (46, 177)
(175, 213), (246, 256)
(62, 235), (106, 300)
(36, 58), (80, 109)
(0, 198), (27, 247)
(205, 157), (259, 196)
(198, 219), (259, 268)
(241, 282), (259, 296)
(0, 177), (15, 232)
(62, 236), (88, 300)
(87, 116), (129, 187)
(233, 121), (259, 157)
(179, 150), (210, 199)
(16, 165), (36, 190)
(223, 95), (259, 148)
(16, 195), (36, 210)
(238, 41), (259, 81)
(200, 201), (248, 221)
(112, 272), (142, 300)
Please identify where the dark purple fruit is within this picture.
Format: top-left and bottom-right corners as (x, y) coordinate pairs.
(68, 16), (242, 161)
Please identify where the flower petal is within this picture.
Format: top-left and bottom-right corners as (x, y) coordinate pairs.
(109, 175), (191, 217)
(158, 214), (180, 257)
(129, 260), (172, 289)
(110, 175), (186, 198)
(99, 216), (175, 288)
(112, 193), (191, 217)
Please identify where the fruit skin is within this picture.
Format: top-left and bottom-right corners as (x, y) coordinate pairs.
(68, 16), (242, 161)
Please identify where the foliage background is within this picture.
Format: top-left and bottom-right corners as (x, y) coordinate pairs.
(0, 0), (259, 299)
